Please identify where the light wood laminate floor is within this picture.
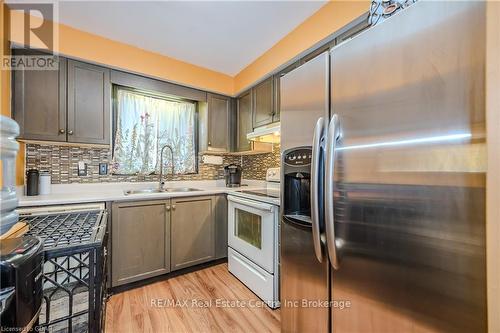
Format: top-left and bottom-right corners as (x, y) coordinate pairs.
(105, 263), (281, 332)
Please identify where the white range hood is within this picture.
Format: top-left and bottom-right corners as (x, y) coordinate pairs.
(246, 122), (280, 143)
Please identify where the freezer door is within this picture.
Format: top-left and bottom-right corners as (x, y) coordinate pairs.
(280, 52), (329, 151)
(329, 1), (486, 333)
(281, 218), (329, 333)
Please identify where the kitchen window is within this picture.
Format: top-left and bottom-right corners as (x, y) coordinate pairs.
(112, 87), (197, 175)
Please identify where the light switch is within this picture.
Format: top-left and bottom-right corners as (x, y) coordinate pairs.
(99, 163), (108, 175)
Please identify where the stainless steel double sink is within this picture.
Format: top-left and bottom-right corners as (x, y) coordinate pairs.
(124, 187), (201, 196)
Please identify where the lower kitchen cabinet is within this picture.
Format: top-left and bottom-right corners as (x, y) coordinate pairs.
(170, 196), (216, 271)
(215, 195), (228, 259)
(111, 195), (227, 286)
(111, 200), (171, 287)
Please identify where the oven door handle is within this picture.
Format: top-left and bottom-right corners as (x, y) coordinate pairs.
(227, 195), (275, 212)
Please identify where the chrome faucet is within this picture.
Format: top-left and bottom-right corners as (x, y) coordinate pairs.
(159, 144), (174, 192)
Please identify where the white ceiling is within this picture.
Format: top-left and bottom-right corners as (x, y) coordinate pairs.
(52, 1), (326, 76)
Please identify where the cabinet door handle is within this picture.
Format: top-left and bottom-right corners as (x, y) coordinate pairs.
(166, 205), (171, 211)
(68, 130), (74, 135)
(59, 129), (65, 134)
(172, 205), (176, 210)
(208, 141), (211, 146)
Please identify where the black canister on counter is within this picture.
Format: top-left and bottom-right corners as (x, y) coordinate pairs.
(26, 169), (39, 196)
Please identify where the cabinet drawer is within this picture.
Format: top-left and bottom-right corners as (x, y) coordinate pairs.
(228, 247), (275, 304)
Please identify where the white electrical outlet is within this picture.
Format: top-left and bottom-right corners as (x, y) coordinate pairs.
(78, 161), (88, 176)
(202, 155), (223, 165)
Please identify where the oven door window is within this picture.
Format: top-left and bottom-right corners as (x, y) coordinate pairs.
(235, 208), (262, 249)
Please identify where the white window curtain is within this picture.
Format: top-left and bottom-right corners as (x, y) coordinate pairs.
(112, 89), (197, 175)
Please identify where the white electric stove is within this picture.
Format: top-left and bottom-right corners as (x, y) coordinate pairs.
(227, 168), (280, 308)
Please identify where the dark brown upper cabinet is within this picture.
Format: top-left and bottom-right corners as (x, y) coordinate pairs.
(252, 76), (274, 128)
(272, 74), (280, 122)
(13, 50), (111, 145)
(12, 50), (67, 141)
(67, 60), (111, 144)
(236, 90), (252, 152)
(207, 93), (231, 151)
(235, 74), (280, 151)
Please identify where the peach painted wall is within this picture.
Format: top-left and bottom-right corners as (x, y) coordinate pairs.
(7, 8), (236, 185)
(1, 2), (24, 186)
(234, 0), (369, 94)
(7, 2), (369, 97)
(4, 1), (369, 186)
(7, 9), (234, 95)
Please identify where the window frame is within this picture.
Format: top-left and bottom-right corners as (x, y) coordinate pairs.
(111, 84), (199, 175)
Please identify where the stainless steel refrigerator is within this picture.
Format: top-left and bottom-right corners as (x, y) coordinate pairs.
(280, 1), (487, 332)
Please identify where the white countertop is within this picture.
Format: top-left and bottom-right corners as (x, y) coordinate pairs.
(17, 179), (280, 207)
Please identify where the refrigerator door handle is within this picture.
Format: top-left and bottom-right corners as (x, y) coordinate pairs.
(311, 117), (325, 263)
(325, 113), (341, 270)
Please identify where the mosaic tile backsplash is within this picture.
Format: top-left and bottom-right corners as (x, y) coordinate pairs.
(241, 144), (281, 180)
(25, 143), (281, 184)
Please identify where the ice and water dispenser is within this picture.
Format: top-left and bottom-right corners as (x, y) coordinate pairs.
(282, 147), (315, 225)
